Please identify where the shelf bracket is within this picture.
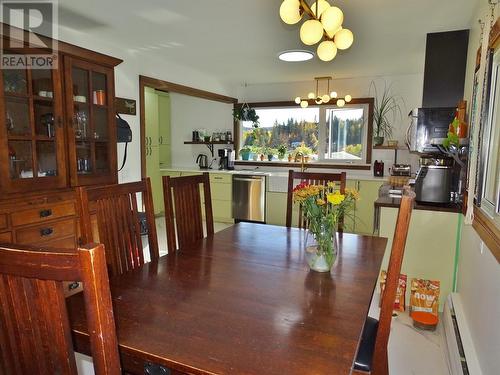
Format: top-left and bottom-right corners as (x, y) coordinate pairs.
(206, 143), (214, 157)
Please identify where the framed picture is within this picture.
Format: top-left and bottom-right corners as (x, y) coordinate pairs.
(115, 97), (136, 115)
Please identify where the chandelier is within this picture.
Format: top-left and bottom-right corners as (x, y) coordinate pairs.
(294, 77), (351, 108)
(279, 0), (354, 61)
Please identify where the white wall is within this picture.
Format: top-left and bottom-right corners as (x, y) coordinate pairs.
(456, 1), (500, 374)
(169, 93), (234, 168)
(237, 73), (423, 175)
(56, 26), (236, 183)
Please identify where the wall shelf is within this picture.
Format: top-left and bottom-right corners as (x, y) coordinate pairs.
(184, 140), (233, 157)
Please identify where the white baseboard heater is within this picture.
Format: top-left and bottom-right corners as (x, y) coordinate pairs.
(443, 293), (482, 375)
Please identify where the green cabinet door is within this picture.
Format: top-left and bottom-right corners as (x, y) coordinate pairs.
(159, 144), (171, 169)
(343, 180), (357, 232)
(145, 87), (159, 147)
(157, 91), (171, 147)
(146, 145), (163, 214)
(354, 180), (383, 235)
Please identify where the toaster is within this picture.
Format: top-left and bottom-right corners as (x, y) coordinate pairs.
(391, 164), (411, 176)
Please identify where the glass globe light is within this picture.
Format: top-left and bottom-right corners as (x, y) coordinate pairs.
(345, 94), (352, 102)
(311, 0), (330, 18)
(334, 28), (354, 50)
(295, 96), (301, 104)
(330, 91), (338, 98)
(337, 98), (345, 107)
(326, 25), (342, 39)
(279, 0), (302, 25)
(321, 7), (343, 34)
(322, 94), (330, 103)
(308, 92), (315, 99)
(315, 96), (323, 104)
(317, 40), (337, 62)
(300, 19), (324, 46)
(300, 100), (309, 108)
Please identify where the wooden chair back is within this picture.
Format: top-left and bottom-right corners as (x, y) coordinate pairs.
(286, 170), (347, 231)
(163, 173), (214, 251)
(370, 190), (414, 375)
(0, 243), (120, 375)
(77, 178), (159, 277)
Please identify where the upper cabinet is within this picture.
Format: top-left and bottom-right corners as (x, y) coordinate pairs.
(0, 62), (67, 192)
(64, 57), (117, 187)
(0, 27), (121, 194)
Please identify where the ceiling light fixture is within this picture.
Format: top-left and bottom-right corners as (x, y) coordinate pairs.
(278, 50), (315, 62)
(294, 76), (352, 108)
(279, 0), (354, 62)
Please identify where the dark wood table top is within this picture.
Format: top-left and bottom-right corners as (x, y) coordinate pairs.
(68, 223), (387, 375)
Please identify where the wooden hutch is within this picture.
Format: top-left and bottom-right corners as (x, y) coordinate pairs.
(0, 24), (122, 276)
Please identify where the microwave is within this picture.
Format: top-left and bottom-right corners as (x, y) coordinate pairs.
(406, 107), (455, 153)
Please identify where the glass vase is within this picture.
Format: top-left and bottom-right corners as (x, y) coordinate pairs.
(304, 224), (338, 273)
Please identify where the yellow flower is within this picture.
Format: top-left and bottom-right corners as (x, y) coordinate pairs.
(316, 198), (326, 206)
(326, 181), (336, 188)
(345, 188), (360, 200)
(327, 192), (345, 205)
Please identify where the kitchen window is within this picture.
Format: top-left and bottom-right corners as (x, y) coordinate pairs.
(236, 99), (373, 167)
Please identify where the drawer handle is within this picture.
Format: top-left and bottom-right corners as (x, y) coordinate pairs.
(214, 177), (223, 180)
(39, 209), (52, 218)
(144, 362), (171, 375)
(68, 282), (80, 291)
(40, 228), (53, 237)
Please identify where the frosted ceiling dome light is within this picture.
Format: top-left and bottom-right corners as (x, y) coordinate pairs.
(278, 50), (314, 62)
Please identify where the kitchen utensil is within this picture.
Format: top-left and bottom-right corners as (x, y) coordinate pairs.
(415, 165), (452, 203)
(390, 164), (411, 176)
(196, 153), (209, 169)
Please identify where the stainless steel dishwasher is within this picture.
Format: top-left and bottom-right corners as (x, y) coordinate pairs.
(232, 174), (266, 223)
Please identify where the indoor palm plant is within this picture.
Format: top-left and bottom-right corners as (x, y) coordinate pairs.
(370, 81), (403, 146)
(293, 182), (358, 272)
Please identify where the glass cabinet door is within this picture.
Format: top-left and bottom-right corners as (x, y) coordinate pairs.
(0, 62), (66, 192)
(65, 57), (117, 186)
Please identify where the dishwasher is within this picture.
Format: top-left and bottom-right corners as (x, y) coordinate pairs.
(232, 174), (266, 223)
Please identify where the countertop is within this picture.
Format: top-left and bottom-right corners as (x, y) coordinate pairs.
(161, 166), (388, 182)
(374, 195), (462, 213)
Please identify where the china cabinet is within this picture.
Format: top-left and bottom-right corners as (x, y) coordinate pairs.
(0, 24), (121, 274)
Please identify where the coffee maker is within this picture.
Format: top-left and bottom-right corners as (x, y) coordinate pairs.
(218, 148), (234, 170)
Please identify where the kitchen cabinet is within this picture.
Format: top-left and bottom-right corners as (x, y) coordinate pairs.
(157, 91), (171, 168)
(349, 180), (383, 235)
(379, 207), (459, 309)
(266, 179), (383, 234)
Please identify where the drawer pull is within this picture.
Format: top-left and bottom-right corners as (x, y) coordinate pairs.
(40, 228), (54, 237)
(68, 282), (79, 291)
(214, 177), (223, 180)
(144, 363), (171, 375)
(39, 209), (52, 218)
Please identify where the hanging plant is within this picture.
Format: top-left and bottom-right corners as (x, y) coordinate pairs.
(233, 103), (260, 128)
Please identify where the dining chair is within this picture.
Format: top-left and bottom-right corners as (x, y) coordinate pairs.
(77, 178), (159, 277)
(353, 190), (415, 375)
(162, 172), (214, 251)
(0, 243), (121, 375)
(286, 169), (347, 230)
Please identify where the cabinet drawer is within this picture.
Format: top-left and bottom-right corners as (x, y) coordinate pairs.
(42, 235), (77, 249)
(210, 174), (231, 184)
(11, 201), (76, 227)
(15, 218), (76, 245)
(0, 214), (7, 230)
(0, 232), (12, 243)
(210, 183), (232, 201)
(213, 200), (232, 220)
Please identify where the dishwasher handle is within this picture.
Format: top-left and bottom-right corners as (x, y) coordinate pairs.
(233, 177), (264, 182)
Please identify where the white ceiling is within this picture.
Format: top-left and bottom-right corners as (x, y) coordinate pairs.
(57, 0), (479, 86)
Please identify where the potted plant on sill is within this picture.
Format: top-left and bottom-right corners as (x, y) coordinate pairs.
(240, 146), (251, 161)
(370, 81), (403, 146)
(266, 148), (277, 161)
(294, 143), (313, 162)
(233, 104), (260, 128)
(250, 145), (261, 161)
(277, 144), (287, 160)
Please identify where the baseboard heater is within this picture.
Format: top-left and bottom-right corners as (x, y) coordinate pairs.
(443, 293), (482, 375)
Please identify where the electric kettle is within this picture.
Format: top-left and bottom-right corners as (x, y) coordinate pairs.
(196, 154), (209, 169)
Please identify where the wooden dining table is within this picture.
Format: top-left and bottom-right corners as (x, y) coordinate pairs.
(67, 223), (387, 375)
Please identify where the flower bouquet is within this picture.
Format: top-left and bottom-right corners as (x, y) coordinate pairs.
(293, 181), (359, 272)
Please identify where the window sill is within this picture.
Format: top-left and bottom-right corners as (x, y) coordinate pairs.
(234, 160), (371, 170)
(472, 206), (500, 262)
